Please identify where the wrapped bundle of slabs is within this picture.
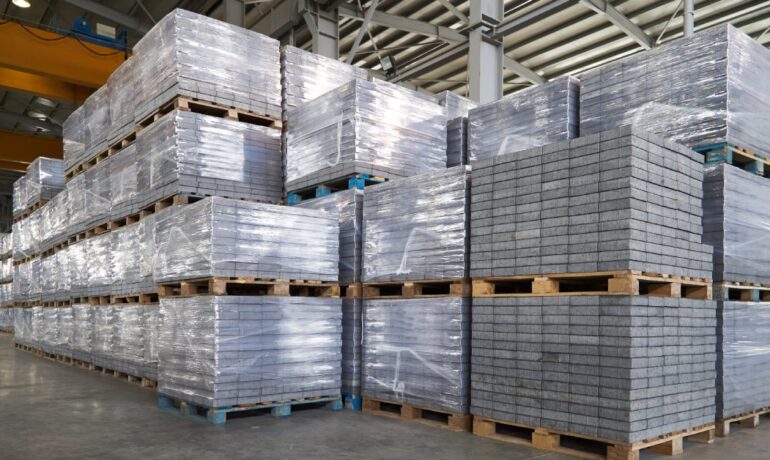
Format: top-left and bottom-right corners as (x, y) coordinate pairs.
(82, 85), (111, 158)
(39, 250), (70, 301)
(92, 306), (116, 369)
(0, 253), (12, 282)
(109, 145), (139, 219)
(297, 188), (363, 285)
(285, 79), (447, 191)
(436, 91), (477, 120)
(40, 307), (59, 354)
(144, 306), (160, 380)
(135, 110), (283, 208)
(26, 157), (65, 204)
(13, 308), (33, 347)
(717, 301), (770, 419)
(12, 211), (41, 260)
(471, 296), (717, 443)
(0, 308), (12, 332)
(112, 224), (145, 295)
(340, 298), (363, 397)
(133, 9), (281, 122)
(0, 283), (13, 306)
(580, 25), (770, 156)
(703, 164), (770, 285)
(87, 233), (114, 296)
(468, 76), (579, 162)
(158, 296), (342, 407)
(280, 45), (369, 113)
(40, 189), (70, 250)
(113, 304), (149, 377)
(363, 298), (470, 413)
(56, 307), (73, 357)
(154, 197), (339, 283)
(0, 233), (11, 258)
(470, 126), (713, 279)
(68, 240), (89, 298)
(63, 106), (85, 171)
(12, 259), (41, 302)
(29, 306), (44, 349)
(65, 174), (88, 234)
(83, 158), (113, 227)
(12, 176), (27, 217)
(363, 167), (470, 282)
(107, 57), (137, 142)
(71, 304), (94, 362)
(446, 117), (469, 167)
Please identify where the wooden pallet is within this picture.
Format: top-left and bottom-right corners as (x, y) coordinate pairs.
(362, 397), (471, 432)
(157, 393), (341, 425)
(357, 279), (471, 299)
(472, 270), (712, 299)
(287, 173), (387, 205)
(157, 277), (340, 298)
(715, 281), (770, 301)
(41, 300), (72, 308)
(110, 293), (159, 305)
(716, 407), (770, 437)
(72, 358), (95, 370)
(473, 417), (715, 460)
(695, 143), (770, 178)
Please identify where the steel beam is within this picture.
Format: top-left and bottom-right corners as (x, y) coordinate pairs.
(0, 68), (91, 105)
(468, 0), (503, 103)
(503, 55), (545, 84)
(0, 112), (62, 136)
(495, 0), (577, 38)
(338, 4), (465, 43)
(346, 0), (380, 64)
(302, 5), (339, 58)
(224, 0), (245, 27)
(390, 42), (469, 83)
(0, 21), (125, 88)
(580, 0), (652, 49)
(437, 0), (468, 24)
(684, 0), (695, 36)
(0, 130), (63, 162)
(60, 0), (152, 34)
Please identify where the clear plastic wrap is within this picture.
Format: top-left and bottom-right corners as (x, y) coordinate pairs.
(285, 78), (447, 190)
(363, 298), (470, 413)
(435, 91), (477, 120)
(40, 307), (59, 354)
(91, 306), (115, 368)
(468, 76), (579, 162)
(280, 45), (369, 113)
(153, 197), (339, 282)
(297, 188), (363, 284)
(133, 9), (281, 121)
(83, 156), (113, 227)
(0, 282), (13, 306)
(0, 245), (13, 282)
(703, 164), (770, 284)
(446, 117), (469, 167)
(113, 304), (151, 377)
(41, 188), (70, 249)
(471, 296), (717, 443)
(63, 104), (86, 171)
(580, 25), (770, 156)
(109, 144), (138, 218)
(363, 167), (469, 282)
(470, 125), (714, 279)
(71, 303), (94, 362)
(13, 308), (33, 347)
(158, 296), (342, 407)
(12, 210), (41, 259)
(107, 56), (137, 139)
(144, 305), (160, 380)
(135, 110), (283, 208)
(12, 176), (26, 216)
(0, 232), (11, 258)
(57, 306), (73, 357)
(0, 307), (13, 332)
(83, 85), (111, 157)
(12, 258), (41, 302)
(68, 240), (89, 298)
(65, 174), (88, 234)
(25, 157), (65, 204)
(112, 223), (153, 295)
(30, 305), (43, 349)
(87, 233), (114, 295)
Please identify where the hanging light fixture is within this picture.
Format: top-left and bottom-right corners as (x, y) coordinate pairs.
(12, 0), (31, 8)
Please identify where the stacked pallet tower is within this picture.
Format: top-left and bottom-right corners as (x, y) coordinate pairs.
(436, 91), (477, 167)
(0, 233), (13, 332)
(579, 23), (770, 442)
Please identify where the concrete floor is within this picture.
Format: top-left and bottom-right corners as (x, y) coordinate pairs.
(1, 333), (769, 460)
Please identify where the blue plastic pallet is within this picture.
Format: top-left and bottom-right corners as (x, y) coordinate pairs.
(157, 393), (343, 425)
(342, 391), (362, 410)
(694, 143), (769, 177)
(287, 173), (386, 205)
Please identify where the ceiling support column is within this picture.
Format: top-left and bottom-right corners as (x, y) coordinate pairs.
(468, 0), (503, 103)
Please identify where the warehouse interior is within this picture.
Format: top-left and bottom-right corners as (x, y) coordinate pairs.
(3, 1), (770, 459)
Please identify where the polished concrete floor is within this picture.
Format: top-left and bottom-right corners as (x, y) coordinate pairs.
(1, 333), (769, 460)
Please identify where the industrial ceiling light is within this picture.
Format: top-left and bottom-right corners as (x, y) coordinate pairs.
(380, 55), (397, 78)
(12, 0), (31, 8)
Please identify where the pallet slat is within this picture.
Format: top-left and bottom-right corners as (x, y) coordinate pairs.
(157, 277), (340, 298)
(358, 279), (471, 299)
(362, 397), (471, 432)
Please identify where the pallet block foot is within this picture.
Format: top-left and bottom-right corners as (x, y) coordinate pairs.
(740, 415), (760, 429)
(648, 437), (683, 456)
(272, 405), (291, 417)
(688, 428), (715, 444)
(607, 445), (639, 460)
(532, 429), (559, 450)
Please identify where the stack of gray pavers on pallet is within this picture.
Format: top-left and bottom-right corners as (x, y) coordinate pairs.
(703, 164), (770, 286)
(13, 308), (33, 347)
(63, 8), (282, 172)
(55, 306), (73, 358)
(472, 296), (717, 443)
(112, 304), (159, 380)
(580, 24), (770, 158)
(363, 166), (470, 283)
(469, 125), (717, 444)
(285, 78), (447, 192)
(702, 164), (770, 420)
(298, 189), (364, 400)
(12, 157), (65, 217)
(470, 125), (713, 279)
(436, 91), (477, 167)
(70, 304), (93, 363)
(717, 301), (770, 420)
(361, 167), (471, 414)
(280, 45), (369, 115)
(468, 76), (579, 163)
(153, 197), (339, 283)
(159, 296), (342, 408)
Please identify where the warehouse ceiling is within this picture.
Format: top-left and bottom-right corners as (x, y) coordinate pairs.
(2, 0), (770, 138)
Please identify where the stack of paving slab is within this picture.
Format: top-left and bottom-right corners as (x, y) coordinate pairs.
(470, 126), (713, 278)
(63, 8), (282, 172)
(469, 125), (717, 444)
(70, 303), (94, 363)
(0, 307), (13, 332)
(298, 189), (364, 402)
(280, 45), (369, 115)
(55, 306), (73, 358)
(159, 296), (342, 408)
(468, 76), (579, 163)
(13, 308), (33, 347)
(436, 91), (477, 167)
(702, 165), (770, 420)
(113, 304), (159, 380)
(0, 233), (13, 307)
(39, 307), (59, 354)
(91, 305), (116, 369)
(580, 24), (770, 157)
(154, 197), (339, 283)
(361, 167), (471, 414)
(285, 78), (447, 193)
(12, 158), (65, 217)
